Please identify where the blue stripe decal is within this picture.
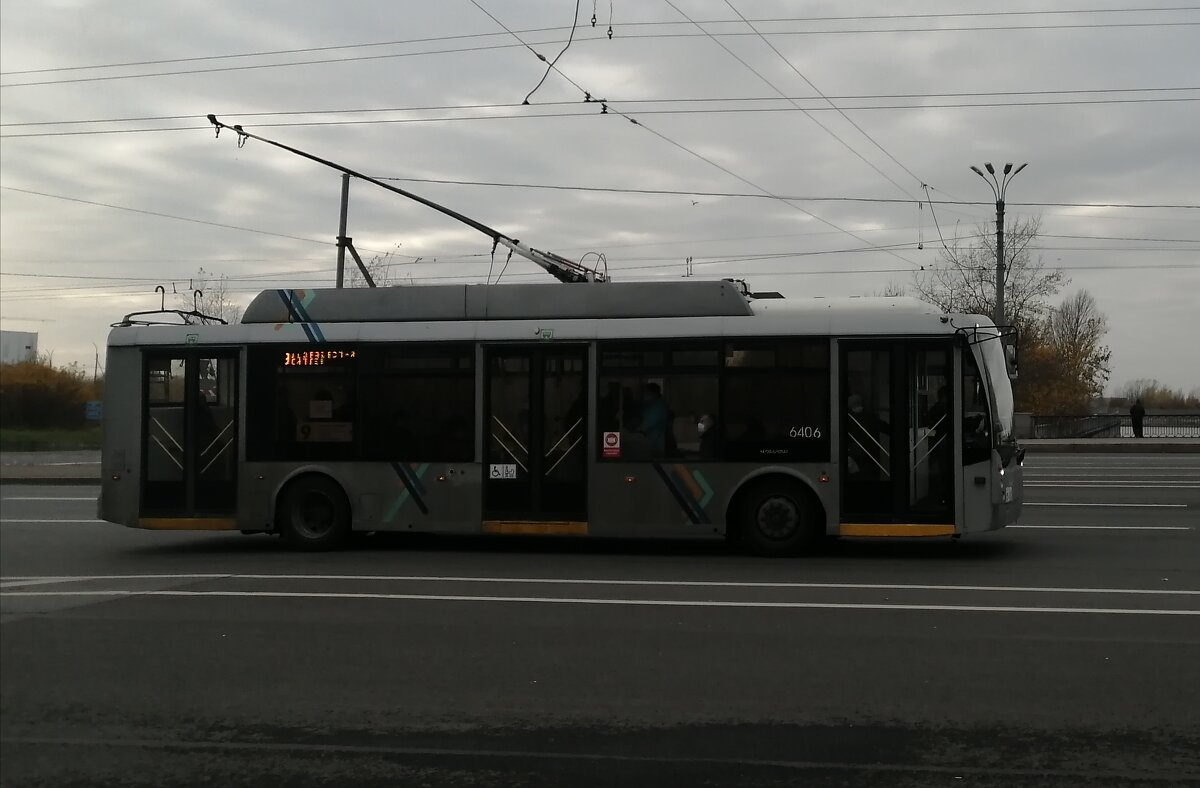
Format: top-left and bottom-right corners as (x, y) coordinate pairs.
(652, 463), (704, 525)
(276, 289), (325, 344)
(389, 462), (430, 515)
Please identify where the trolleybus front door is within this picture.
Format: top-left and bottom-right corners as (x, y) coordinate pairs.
(840, 342), (954, 527)
(141, 351), (238, 519)
(484, 346), (588, 531)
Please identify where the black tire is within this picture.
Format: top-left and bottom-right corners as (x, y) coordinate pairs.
(275, 475), (351, 551)
(737, 479), (823, 557)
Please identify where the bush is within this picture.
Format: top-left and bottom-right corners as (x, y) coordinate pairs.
(0, 358), (103, 430)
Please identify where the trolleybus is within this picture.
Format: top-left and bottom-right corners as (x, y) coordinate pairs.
(99, 279), (1023, 555)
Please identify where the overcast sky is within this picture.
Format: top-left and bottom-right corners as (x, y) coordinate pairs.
(2, 1), (1198, 394)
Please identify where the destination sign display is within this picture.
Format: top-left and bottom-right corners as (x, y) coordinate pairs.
(281, 349), (357, 367)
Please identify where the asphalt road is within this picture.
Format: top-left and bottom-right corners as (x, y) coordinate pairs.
(1, 454), (1197, 787)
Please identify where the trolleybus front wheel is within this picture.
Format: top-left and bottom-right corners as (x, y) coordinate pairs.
(737, 479), (823, 557)
(276, 475), (351, 551)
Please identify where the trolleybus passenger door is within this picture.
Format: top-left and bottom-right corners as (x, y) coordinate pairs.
(141, 351), (238, 517)
(484, 346), (588, 529)
(839, 342), (954, 526)
(841, 346), (898, 521)
(908, 346), (954, 522)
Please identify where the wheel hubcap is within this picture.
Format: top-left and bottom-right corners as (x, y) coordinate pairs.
(294, 491), (335, 539)
(756, 494), (800, 540)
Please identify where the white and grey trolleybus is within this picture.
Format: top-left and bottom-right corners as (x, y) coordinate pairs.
(98, 280), (1023, 555)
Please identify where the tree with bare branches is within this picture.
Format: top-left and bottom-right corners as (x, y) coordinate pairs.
(912, 216), (1065, 330)
(1118, 380), (1200, 409)
(176, 267), (243, 324)
(909, 218), (1114, 414)
(348, 249), (412, 288)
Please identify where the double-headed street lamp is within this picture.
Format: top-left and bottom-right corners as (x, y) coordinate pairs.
(970, 162), (1027, 326)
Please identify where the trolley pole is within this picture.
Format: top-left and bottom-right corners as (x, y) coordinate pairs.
(969, 162), (1027, 326)
(335, 173), (350, 288)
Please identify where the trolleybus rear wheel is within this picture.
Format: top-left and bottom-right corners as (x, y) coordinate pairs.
(276, 475), (351, 551)
(738, 479), (822, 557)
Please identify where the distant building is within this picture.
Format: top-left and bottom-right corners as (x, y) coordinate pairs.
(0, 330), (38, 364)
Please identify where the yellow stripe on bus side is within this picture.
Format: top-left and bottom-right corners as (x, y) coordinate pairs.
(838, 523), (957, 537)
(137, 517), (239, 531)
(482, 521), (589, 536)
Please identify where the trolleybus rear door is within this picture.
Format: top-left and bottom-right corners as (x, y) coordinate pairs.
(141, 351), (238, 518)
(484, 346), (587, 531)
(840, 342), (954, 528)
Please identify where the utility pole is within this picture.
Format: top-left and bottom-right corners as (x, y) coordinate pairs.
(969, 162), (1027, 326)
(335, 173), (350, 288)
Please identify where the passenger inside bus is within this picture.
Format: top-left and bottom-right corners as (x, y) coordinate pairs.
(697, 413), (718, 458)
(922, 385), (953, 507)
(636, 382), (670, 455)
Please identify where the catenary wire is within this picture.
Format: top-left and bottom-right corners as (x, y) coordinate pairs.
(7, 87), (1196, 127)
(466, 0), (919, 267)
(4, 8), (1197, 76)
(663, 0), (919, 200)
(6, 95), (1197, 138)
(4, 22), (1199, 87)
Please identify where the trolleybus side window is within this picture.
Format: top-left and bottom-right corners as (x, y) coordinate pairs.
(722, 339), (830, 462)
(598, 342), (719, 460)
(145, 357), (186, 484)
(246, 346), (359, 461)
(364, 345), (475, 462)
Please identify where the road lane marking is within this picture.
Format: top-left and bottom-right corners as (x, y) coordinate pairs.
(1024, 468), (1200, 472)
(2, 736), (1193, 782)
(0, 519), (104, 524)
(2, 589), (1197, 615)
(0, 578), (95, 589)
(1009, 525), (1191, 530)
(1023, 503), (1187, 508)
(1022, 479), (1200, 484)
(2, 574), (1197, 596)
(1, 497), (96, 501)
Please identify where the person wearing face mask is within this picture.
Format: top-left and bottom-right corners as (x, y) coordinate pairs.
(697, 413), (718, 458)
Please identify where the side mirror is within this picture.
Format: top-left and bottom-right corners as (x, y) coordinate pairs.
(1004, 341), (1019, 380)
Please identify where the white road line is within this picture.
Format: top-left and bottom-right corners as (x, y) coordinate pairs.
(0, 578), (94, 589)
(1022, 479), (1200, 484)
(0, 519), (104, 524)
(1028, 475), (1200, 479)
(1009, 525), (1191, 531)
(1, 497), (96, 501)
(1, 589), (1196, 616)
(1, 574), (1196, 596)
(1026, 464), (1200, 468)
(1025, 470), (1200, 473)
(1023, 502), (1187, 508)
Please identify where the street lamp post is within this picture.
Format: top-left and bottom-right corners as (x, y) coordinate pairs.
(969, 162), (1027, 326)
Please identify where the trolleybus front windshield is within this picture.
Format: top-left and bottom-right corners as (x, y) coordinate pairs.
(978, 337), (1015, 443)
